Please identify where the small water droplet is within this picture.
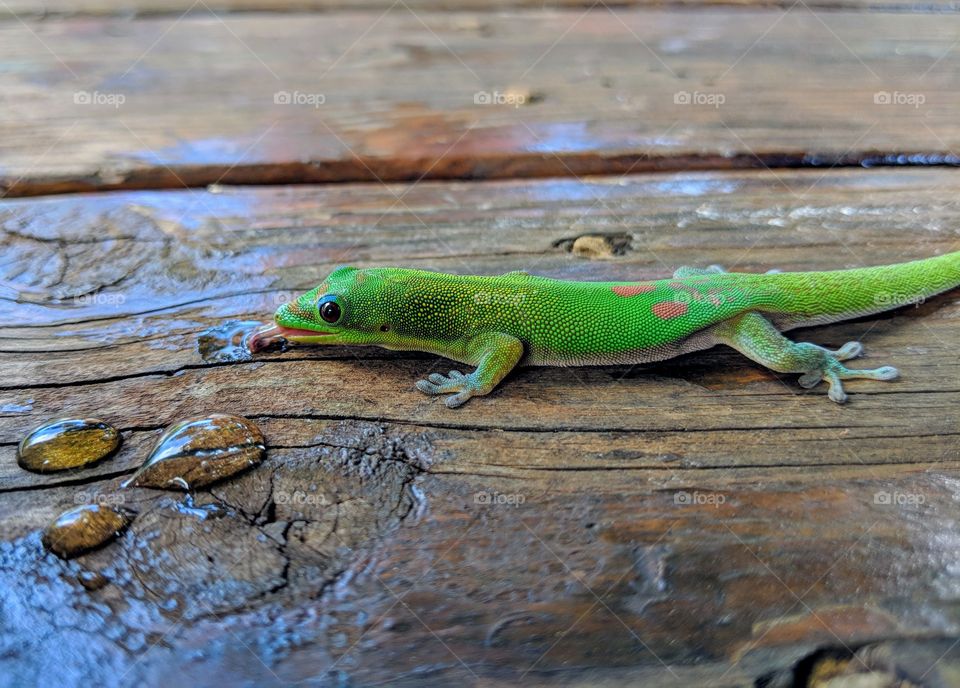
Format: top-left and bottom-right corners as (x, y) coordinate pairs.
(18, 418), (121, 473)
(1, 398), (33, 414)
(42, 504), (134, 559)
(77, 569), (110, 591)
(122, 414), (265, 491)
(173, 493), (226, 519)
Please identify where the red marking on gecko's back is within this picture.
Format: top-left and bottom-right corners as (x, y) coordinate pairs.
(652, 301), (689, 319)
(611, 284), (656, 297)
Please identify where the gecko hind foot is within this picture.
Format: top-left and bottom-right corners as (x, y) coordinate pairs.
(799, 343), (897, 403)
(817, 362), (899, 404)
(415, 370), (477, 408)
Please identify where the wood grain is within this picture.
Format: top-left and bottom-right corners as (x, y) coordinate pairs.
(4, 0), (960, 17)
(2, 9), (960, 196)
(1, 168), (959, 684)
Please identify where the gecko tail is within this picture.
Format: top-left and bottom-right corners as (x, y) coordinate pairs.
(762, 250), (960, 330)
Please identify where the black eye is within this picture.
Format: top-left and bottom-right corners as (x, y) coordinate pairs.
(318, 298), (341, 324)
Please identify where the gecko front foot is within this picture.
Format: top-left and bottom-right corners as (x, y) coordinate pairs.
(416, 370), (480, 408)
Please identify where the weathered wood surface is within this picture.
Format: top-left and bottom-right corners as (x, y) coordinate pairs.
(3, 9), (960, 197)
(4, 0), (960, 17)
(2, 168), (959, 685)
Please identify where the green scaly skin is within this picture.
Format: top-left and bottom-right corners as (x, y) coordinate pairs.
(248, 252), (960, 407)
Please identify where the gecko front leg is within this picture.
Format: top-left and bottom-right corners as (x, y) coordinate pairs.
(713, 312), (898, 403)
(415, 332), (524, 408)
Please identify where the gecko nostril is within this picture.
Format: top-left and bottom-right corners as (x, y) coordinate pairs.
(380, 324), (390, 332)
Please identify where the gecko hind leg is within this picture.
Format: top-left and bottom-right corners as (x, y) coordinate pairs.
(673, 265), (727, 278)
(673, 265), (782, 277)
(673, 265), (783, 279)
(714, 313), (898, 403)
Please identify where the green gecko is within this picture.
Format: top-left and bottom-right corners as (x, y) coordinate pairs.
(249, 252), (960, 407)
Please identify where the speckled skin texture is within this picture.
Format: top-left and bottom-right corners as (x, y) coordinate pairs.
(273, 253), (960, 407)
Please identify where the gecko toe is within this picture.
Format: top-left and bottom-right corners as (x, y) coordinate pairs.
(832, 341), (864, 361)
(798, 371), (822, 389)
(824, 370), (848, 403)
(415, 379), (442, 395)
(444, 390), (474, 408)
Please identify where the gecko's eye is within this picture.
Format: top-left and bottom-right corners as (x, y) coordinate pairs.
(317, 295), (342, 324)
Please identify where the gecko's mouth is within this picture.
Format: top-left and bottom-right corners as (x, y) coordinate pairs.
(247, 324), (335, 352)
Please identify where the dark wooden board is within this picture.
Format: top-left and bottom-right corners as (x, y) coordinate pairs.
(2, 9), (960, 196)
(1, 168), (959, 685)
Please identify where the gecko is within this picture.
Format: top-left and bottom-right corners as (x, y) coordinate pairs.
(248, 252), (960, 408)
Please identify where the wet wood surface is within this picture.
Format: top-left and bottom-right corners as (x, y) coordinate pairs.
(4, 0), (960, 683)
(2, 167), (959, 686)
(3, 8), (960, 197)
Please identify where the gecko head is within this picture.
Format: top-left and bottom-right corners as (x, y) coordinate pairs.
(248, 266), (401, 352)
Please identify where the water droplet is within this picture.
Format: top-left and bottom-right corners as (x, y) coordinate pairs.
(77, 569), (110, 591)
(18, 418), (121, 473)
(42, 504), (134, 559)
(173, 493), (226, 519)
(0, 399), (33, 414)
(197, 320), (285, 363)
(122, 414), (265, 491)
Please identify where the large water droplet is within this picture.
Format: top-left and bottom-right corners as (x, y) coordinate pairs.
(42, 504), (134, 559)
(17, 418), (121, 473)
(122, 414), (265, 491)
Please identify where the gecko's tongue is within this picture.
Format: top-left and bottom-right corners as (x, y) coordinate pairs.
(247, 324), (332, 352)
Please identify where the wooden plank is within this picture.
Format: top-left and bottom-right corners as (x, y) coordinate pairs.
(2, 9), (960, 196)
(4, 0), (960, 17)
(1, 168), (959, 683)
